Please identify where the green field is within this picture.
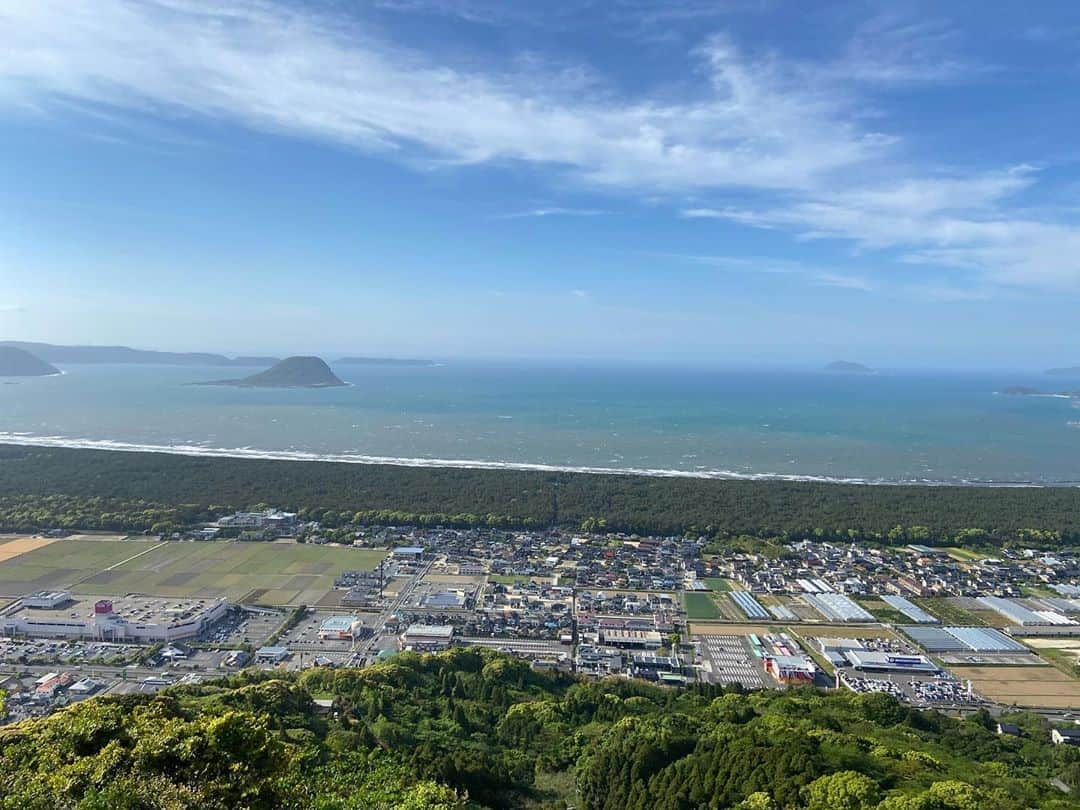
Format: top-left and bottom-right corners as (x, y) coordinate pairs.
(702, 578), (733, 592)
(683, 591), (724, 620)
(0, 538), (386, 605)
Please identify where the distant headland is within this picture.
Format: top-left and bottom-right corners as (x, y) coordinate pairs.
(0, 346), (61, 377)
(824, 360), (875, 374)
(199, 356), (346, 388)
(0, 341), (270, 367)
(0, 341), (431, 369)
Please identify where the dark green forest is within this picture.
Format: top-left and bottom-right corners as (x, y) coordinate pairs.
(1, 649), (1077, 809)
(2, 445), (1080, 544)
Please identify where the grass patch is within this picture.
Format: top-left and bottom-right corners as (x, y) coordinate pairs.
(702, 578), (733, 592)
(943, 546), (986, 561)
(855, 598), (910, 625)
(684, 592), (724, 620)
(915, 597), (985, 626)
(488, 574), (531, 586)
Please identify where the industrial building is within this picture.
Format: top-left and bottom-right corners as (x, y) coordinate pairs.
(0, 595), (229, 643)
(844, 650), (939, 674)
(803, 593), (875, 622)
(255, 646), (290, 664)
(902, 625), (1028, 653)
(21, 591), (73, 609)
(765, 654), (816, 684)
(881, 595), (938, 624)
(598, 627), (663, 649)
(317, 615), (363, 640)
(729, 591), (769, 620)
(400, 623), (455, 651)
(977, 596), (1076, 627)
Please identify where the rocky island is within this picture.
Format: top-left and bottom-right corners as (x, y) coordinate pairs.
(200, 356), (346, 388)
(0, 346), (61, 377)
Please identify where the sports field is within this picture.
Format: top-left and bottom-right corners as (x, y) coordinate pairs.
(0, 537), (386, 605)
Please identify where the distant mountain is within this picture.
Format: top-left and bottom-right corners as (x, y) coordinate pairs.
(335, 356), (434, 366)
(201, 356), (346, 388)
(1047, 366), (1080, 377)
(825, 360), (874, 374)
(0, 341), (275, 367)
(0, 346), (61, 377)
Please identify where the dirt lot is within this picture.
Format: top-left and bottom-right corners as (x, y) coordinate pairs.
(0, 536), (58, 563)
(689, 622), (774, 636)
(949, 665), (1080, 708)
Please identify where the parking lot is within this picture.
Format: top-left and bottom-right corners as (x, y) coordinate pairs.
(0, 638), (144, 666)
(275, 610), (375, 655)
(693, 634), (770, 689)
(840, 672), (982, 706)
(208, 608), (283, 648)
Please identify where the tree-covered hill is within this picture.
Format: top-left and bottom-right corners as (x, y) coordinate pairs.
(1, 444), (1080, 544)
(1, 649), (1077, 809)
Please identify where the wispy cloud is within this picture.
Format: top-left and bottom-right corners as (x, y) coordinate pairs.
(2, 1), (1077, 292)
(0, 1), (885, 192)
(812, 272), (873, 292)
(494, 207), (609, 219)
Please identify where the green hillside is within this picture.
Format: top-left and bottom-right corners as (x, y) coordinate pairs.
(1, 649), (1077, 809)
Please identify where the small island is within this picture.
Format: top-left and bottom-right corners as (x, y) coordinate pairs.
(0, 346), (61, 377)
(824, 360), (875, 374)
(200, 356), (346, 388)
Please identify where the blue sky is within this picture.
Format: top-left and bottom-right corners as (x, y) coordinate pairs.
(2, 0), (1080, 367)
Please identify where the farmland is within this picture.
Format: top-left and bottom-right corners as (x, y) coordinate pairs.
(683, 591), (723, 620)
(0, 537), (386, 605)
(950, 665), (1080, 709)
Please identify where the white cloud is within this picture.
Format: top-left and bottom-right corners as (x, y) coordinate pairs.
(0, 1), (885, 193)
(494, 207), (609, 219)
(1, 1), (1077, 291)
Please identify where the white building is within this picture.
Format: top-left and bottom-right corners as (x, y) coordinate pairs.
(21, 590), (73, 609)
(1, 596), (229, 643)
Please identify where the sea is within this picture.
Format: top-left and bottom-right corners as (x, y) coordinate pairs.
(1, 362), (1079, 485)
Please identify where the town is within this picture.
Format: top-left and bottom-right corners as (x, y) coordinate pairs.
(2, 509), (1080, 748)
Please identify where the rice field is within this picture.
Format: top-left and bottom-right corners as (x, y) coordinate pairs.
(0, 537), (386, 605)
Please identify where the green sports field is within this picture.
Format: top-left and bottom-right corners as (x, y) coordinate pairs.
(0, 537), (386, 605)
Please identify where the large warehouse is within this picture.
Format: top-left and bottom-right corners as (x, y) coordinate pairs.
(0, 595), (229, 642)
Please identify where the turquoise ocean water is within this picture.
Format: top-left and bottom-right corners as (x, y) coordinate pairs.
(1, 363), (1079, 484)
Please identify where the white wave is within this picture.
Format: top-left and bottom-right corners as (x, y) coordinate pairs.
(0, 431), (1072, 487)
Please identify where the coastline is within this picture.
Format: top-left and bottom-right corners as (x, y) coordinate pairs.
(0, 432), (1072, 488)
